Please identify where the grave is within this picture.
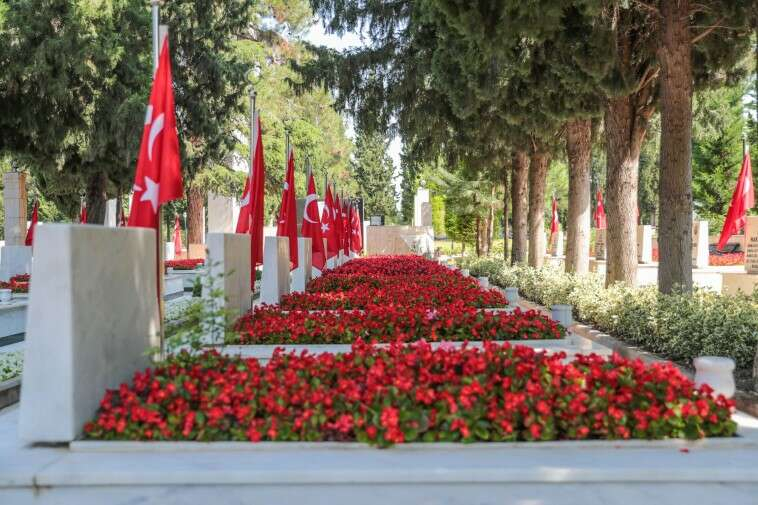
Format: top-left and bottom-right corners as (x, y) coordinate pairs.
(637, 225), (653, 264)
(0, 172), (32, 282)
(205, 233), (252, 319)
(19, 224), (158, 443)
(207, 193), (238, 234)
(594, 229), (606, 260)
(291, 237), (312, 292)
(260, 236), (290, 305)
(692, 220), (709, 269)
(722, 216), (758, 295)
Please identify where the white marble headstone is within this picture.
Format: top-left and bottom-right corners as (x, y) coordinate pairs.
(291, 237), (312, 292)
(19, 224), (158, 443)
(637, 225), (653, 264)
(692, 220), (709, 269)
(260, 236), (290, 305)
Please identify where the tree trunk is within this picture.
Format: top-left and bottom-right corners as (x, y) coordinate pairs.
(657, 0), (693, 294)
(565, 119), (593, 274)
(85, 171), (108, 225)
(502, 164), (509, 263)
(511, 151), (529, 265)
(527, 151), (550, 268)
(487, 187), (495, 255)
(604, 97), (648, 286)
(187, 184), (204, 244)
(475, 214), (481, 257)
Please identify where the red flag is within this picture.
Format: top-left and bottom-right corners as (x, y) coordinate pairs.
(718, 150), (755, 250)
(333, 194), (344, 255)
(79, 203), (87, 224)
(341, 199), (350, 255)
(277, 147), (298, 270)
(594, 191), (607, 229)
(248, 113), (266, 269)
(550, 195), (559, 234)
(127, 36), (183, 229)
(173, 215), (183, 254)
(301, 173), (326, 270)
(236, 178), (252, 234)
(25, 201), (39, 246)
(350, 203), (362, 254)
(321, 185), (339, 259)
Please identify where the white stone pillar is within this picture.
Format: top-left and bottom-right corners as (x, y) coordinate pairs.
(19, 224), (158, 443)
(594, 229), (606, 260)
(3, 172), (27, 245)
(1, 172), (32, 281)
(164, 242), (176, 260)
(206, 233), (252, 320)
(692, 220), (709, 269)
(103, 198), (118, 227)
(637, 225), (653, 264)
(260, 236), (290, 305)
(291, 237), (312, 292)
(550, 231), (564, 257)
(207, 193), (235, 233)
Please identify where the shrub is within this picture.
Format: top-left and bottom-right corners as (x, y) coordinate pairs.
(462, 257), (758, 369)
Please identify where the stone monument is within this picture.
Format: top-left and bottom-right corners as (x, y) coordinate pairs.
(413, 188), (431, 227)
(207, 193), (237, 233)
(0, 171), (32, 281)
(637, 225), (653, 264)
(594, 229), (606, 260)
(746, 216), (758, 275)
(549, 231), (564, 257)
(103, 198), (118, 227)
(692, 220), (709, 269)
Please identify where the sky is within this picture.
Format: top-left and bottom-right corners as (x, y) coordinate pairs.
(305, 22), (404, 201)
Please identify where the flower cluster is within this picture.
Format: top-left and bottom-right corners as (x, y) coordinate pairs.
(709, 252), (744, 266)
(165, 259), (205, 271)
(84, 342), (736, 445)
(280, 257), (506, 310)
(234, 303), (562, 345)
(0, 274), (29, 293)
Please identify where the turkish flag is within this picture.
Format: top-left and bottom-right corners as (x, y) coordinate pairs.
(550, 195), (559, 234)
(127, 36), (183, 229)
(321, 185), (339, 259)
(350, 203), (362, 254)
(718, 150), (755, 250)
(79, 203), (87, 224)
(341, 199), (350, 255)
(277, 147), (298, 270)
(594, 191), (607, 229)
(301, 173), (326, 270)
(173, 215), (183, 253)
(25, 200), (39, 246)
(248, 113), (266, 269)
(333, 194), (344, 255)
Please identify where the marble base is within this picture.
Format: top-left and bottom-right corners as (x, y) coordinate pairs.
(260, 236), (290, 305)
(0, 245), (32, 282)
(721, 272), (758, 296)
(0, 299), (26, 337)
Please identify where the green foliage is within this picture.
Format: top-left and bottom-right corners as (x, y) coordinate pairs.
(430, 194), (445, 237)
(638, 115), (660, 225)
(0, 351), (23, 382)
(692, 82), (749, 232)
(163, 265), (237, 356)
(351, 131), (396, 218)
(462, 257), (758, 370)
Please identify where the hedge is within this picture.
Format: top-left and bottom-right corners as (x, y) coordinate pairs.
(461, 257), (758, 369)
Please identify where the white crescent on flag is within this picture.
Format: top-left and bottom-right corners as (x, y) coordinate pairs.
(303, 194), (319, 223)
(147, 113), (165, 162)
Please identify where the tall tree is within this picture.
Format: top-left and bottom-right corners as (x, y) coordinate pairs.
(352, 131), (396, 218)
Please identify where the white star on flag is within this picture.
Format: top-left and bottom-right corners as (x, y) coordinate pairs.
(140, 176), (160, 213)
(240, 189), (251, 207)
(321, 222), (329, 234)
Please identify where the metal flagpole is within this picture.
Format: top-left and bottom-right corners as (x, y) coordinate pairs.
(151, 0), (167, 357)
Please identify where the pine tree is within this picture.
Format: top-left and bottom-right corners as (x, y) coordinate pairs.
(351, 131), (396, 219)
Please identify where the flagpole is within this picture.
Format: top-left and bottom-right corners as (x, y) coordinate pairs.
(151, 1), (167, 358)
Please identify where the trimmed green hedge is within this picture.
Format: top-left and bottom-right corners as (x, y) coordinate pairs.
(461, 257), (758, 369)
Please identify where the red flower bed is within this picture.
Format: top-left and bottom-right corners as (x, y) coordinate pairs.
(282, 272), (506, 310)
(165, 259), (205, 270)
(0, 274), (29, 293)
(233, 304), (563, 345)
(709, 252), (744, 266)
(83, 342), (736, 445)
